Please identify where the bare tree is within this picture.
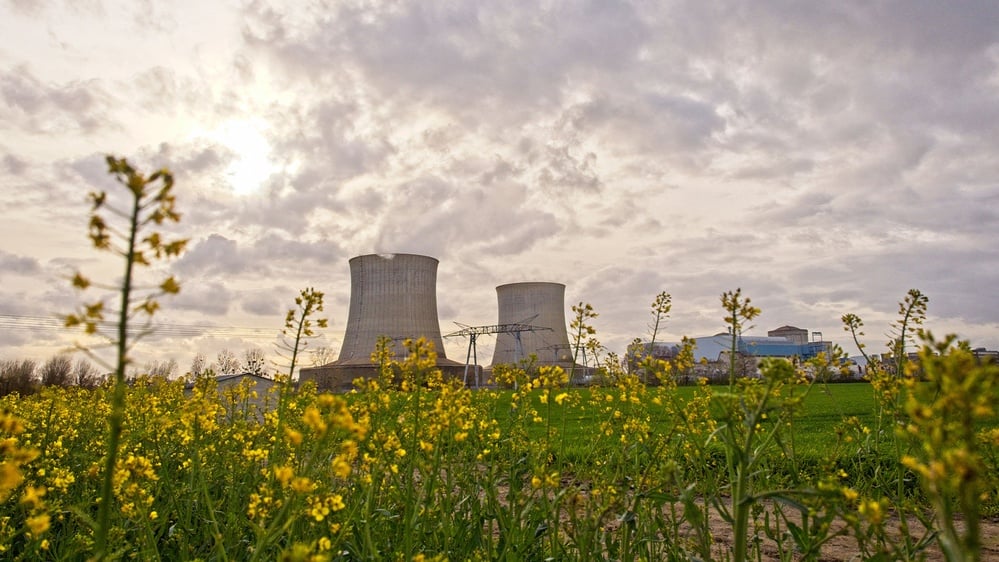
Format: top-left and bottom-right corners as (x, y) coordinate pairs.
(212, 348), (240, 376)
(310, 345), (337, 367)
(40, 355), (74, 387)
(0, 359), (38, 396)
(74, 358), (102, 389)
(144, 359), (178, 379)
(242, 347), (267, 376)
(189, 353), (206, 380)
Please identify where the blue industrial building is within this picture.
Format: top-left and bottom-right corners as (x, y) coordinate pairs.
(644, 326), (832, 363)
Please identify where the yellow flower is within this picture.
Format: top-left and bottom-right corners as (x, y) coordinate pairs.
(274, 465), (294, 487)
(20, 485), (46, 509)
(328, 494), (345, 511)
(285, 427), (304, 446)
(26, 513), (50, 535)
(859, 499), (884, 526)
(331, 456), (352, 479)
(291, 477), (315, 493)
(1, 461), (24, 501)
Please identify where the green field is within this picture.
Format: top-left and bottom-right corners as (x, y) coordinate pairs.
(501, 382), (878, 460)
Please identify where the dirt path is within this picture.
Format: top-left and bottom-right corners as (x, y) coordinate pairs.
(698, 509), (999, 561)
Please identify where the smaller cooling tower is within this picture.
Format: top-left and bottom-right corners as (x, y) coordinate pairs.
(490, 282), (575, 367)
(299, 253), (464, 391)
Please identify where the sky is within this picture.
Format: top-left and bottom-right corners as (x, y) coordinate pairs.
(2, 0), (998, 376)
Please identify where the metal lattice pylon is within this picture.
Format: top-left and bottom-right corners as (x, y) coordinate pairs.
(444, 318), (551, 387)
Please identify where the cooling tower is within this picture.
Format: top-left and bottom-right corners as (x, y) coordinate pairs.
(299, 253), (464, 391)
(490, 282), (575, 367)
(338, 253), (449, 361)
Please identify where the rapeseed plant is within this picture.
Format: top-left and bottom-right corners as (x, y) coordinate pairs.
(900, 331), (998, 562)
(64, 156), (187, 560)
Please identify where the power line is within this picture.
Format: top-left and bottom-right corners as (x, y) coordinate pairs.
(0, 313), (279, 340)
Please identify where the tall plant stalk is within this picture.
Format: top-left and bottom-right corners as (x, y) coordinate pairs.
(65, 156), (186, 559)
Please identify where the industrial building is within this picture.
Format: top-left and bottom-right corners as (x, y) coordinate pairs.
(299, 253), (465, 392)
(646, 329), (832, 364)
(637, 328), (835, 383)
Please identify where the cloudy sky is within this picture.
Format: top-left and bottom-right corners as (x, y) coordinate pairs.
(2, 0), (998, 375)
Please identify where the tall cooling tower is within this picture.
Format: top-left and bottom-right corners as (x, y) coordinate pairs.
(337, 253), (449, 362)
(299, 253), (463, 391)
(491, 282), (575, 367)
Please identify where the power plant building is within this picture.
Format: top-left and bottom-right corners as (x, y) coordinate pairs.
(299, 253), (464, 391)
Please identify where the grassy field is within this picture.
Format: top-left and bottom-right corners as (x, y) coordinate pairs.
(504, 382), (879, 461)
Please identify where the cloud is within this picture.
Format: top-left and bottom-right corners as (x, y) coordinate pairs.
(241, 294), (282, 317)
(174, 234), (251, 277)
(170, 280), (233, 316)
(0, 65), (115, 134)
(253, 232), (346, 266)
(3, 0), (999, 367)
(2, 152), (28, 175)
(0, 250), (42, 276)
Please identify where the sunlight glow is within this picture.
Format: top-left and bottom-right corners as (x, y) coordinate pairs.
(208, 120), (277, 195)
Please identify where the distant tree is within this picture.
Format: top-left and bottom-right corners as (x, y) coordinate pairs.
(189, 353), (207, 380)
(242, 347), (267, 376)
(213, 348), (240, 375)
(73, 358), (102, 389)
(310, 345), (337, 367)
(0, 359), (38, 396)
(40, 355), (74, 387)
(144, 359), (178, 379)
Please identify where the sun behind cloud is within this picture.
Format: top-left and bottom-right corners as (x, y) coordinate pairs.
(203, 119), (277, 195)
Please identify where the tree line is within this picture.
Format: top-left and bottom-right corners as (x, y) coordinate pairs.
(0, 345), (339, 397)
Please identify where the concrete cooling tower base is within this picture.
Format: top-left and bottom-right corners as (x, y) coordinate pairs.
(300, 357), (467, 393)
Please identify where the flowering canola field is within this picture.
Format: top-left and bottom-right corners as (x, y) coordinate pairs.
(2, 336), (997, 561)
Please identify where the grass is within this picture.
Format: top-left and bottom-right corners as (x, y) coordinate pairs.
(503, 382), (879, 463)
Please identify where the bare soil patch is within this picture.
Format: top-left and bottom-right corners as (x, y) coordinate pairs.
(697, 508), (999, 561)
